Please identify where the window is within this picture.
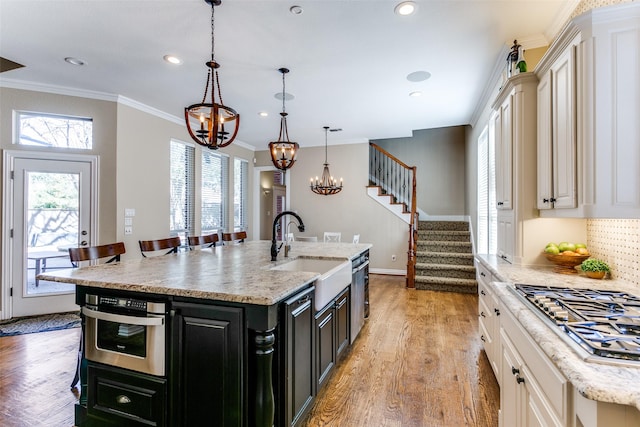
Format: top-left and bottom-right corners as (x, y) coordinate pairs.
(477, 124), (497, 254)
(202, 151), (228, 233)
(234, 158), (248, 231)
(16, 111), (93, 149)
(170, 140), (195, 244)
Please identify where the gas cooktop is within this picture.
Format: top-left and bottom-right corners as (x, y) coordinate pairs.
(511, 284), (640, 366)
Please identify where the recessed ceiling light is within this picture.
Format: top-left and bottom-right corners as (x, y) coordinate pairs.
(407, 70), (431, 82)
(409, 91), (423, 97)
(163, 55), (182, 65)
(290, 5), (303, 15)
(64, 57), (86, 66)
(394, 1), (417, 16)
(274, 92), (295, 101)
(258, 112), (269, 117)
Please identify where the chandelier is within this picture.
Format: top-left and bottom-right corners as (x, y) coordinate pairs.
(184, 0), (239, 150)
(268, 68), (299, 171)
(310, 127), (343, 196)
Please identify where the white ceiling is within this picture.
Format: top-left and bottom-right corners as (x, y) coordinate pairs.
(0, 0), (577, 149)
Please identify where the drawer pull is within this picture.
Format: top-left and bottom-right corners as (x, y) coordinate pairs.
(494, 308), (500, 316)
(516, 376), (525, 384)
(480, 311), (486, 318)
(511, 366), (520, 376)
(117, 395), (131, 405)
(480, 272), (486, 277)
(480, 290), (486, 296)
(480, 335), (486, 342)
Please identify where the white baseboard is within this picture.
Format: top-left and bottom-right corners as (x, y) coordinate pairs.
(370, 268), (405, 276)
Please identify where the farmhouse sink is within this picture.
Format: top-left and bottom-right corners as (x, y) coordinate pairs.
(271, 257), (352, 311)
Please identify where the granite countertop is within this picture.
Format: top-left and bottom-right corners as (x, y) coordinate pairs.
(39, 240), (371, 306)
(476, 254), (640, 411)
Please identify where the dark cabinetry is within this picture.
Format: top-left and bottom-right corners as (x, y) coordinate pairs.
(277, 285), (315, 427)
(170, 302), (244, 427)
(315, 287), (350, 390)
(86, 362), (167, 426)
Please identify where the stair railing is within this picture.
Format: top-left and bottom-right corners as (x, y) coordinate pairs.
(369, 142), (418, 288)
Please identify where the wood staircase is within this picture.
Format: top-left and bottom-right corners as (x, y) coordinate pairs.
(414, 220), (477, 294)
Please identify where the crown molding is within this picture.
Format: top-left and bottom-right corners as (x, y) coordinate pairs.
(0, 78), (255, 151)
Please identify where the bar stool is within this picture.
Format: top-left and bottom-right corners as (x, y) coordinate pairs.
(222, 231), (247, 245)
(188, 233), (219, 250)
(138, 236), (181, 257)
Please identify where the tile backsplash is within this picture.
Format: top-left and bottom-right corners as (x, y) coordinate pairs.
(587, 219), (640, 286)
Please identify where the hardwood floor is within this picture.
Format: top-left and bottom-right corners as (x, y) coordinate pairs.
(305, 275), (499, 426)
(0, 275), (499, 426)
(0, 325), (80, 426)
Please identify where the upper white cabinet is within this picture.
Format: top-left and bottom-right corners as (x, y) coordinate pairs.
(537, 41), (579, 210)
(535, 3), (640, 218)
(491, 73), (538, 264)
(494, 95), (513, 210)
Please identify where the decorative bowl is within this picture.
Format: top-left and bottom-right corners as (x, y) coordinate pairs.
(543, 252), (591, 274)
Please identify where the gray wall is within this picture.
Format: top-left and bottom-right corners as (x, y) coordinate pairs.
(373, 126), (467, 216)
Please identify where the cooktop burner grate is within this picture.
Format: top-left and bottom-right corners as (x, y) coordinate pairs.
(513, 283), (640, 363)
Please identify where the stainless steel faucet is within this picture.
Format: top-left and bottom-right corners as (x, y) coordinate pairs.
(271, 211), (305, 261)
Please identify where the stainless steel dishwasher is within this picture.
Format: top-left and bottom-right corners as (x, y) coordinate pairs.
(350, 250), (369, 344)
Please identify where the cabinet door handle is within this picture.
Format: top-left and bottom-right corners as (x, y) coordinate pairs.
(550, 197), (557, 203)
(494, 308), (500, 316)
(511, 366), (520, 376)
(480, 335), (486, 342)
(543, 198), (549, 203)
(480, 311), (486, 318)
(497, 202), (504, 206)
(480, 290), (486, 296)
(516, 376), (525, 384)
(117, 395), (131, 404)
(480, 272), (486, 277)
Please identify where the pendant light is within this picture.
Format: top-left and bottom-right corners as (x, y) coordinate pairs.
(310, 127), (343, 196)
(184, 0), (240, 150)
(268, 68), (299, 172)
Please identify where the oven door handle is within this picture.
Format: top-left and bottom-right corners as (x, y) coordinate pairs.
(82, 306), (164, 326)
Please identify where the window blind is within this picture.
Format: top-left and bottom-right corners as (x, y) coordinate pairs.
(170, 140), (195, 244)
(234, 158), (248, 231)
(202, 151), (228, 233)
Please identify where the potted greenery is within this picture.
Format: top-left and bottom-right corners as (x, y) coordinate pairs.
(580, 259), (610, 279)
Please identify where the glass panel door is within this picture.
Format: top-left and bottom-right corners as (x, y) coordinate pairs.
(11, 158), (92, 317)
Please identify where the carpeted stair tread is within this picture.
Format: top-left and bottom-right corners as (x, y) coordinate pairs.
(418, 230), (471, 242)
(415, 263), (476, 280)
(415, 282), (478, 294)
(415, 262), (476, 271)
(418, 241), (472, 253)
(418, 221), (469, 231)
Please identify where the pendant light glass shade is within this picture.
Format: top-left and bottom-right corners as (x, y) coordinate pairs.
(310, 127), (343, 196)
(269, 68), (299, 171)
(184, 0), (239, 150)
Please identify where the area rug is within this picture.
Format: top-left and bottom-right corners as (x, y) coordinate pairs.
(0, 311), (80, 337)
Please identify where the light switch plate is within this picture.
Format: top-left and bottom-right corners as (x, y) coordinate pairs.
(125, 208), (135, 217)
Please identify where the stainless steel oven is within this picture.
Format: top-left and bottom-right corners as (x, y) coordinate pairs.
(83, 294), (167, 376)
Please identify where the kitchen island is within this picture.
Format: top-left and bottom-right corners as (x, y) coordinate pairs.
(40, 240), (371, 427)
(476, 255), (640, 427)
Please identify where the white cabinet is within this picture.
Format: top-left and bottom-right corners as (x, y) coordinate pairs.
(494, 96), (513, 210)
(499, 302), (570, 427)
(476, 262), (501, 383)
(537, 41), (578, 210)
(491, 73), (538, 265)
(496, 212), (514, 264)
(536, 3), (640, 218)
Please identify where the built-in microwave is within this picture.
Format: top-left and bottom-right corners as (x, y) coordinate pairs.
(83, 294), (167, 376)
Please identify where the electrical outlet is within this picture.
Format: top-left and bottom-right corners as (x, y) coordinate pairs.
(392, 254), (397, 261)
(124, 226), (133, 235)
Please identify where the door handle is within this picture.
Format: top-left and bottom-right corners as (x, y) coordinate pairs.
(82, 307), (164, 326)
